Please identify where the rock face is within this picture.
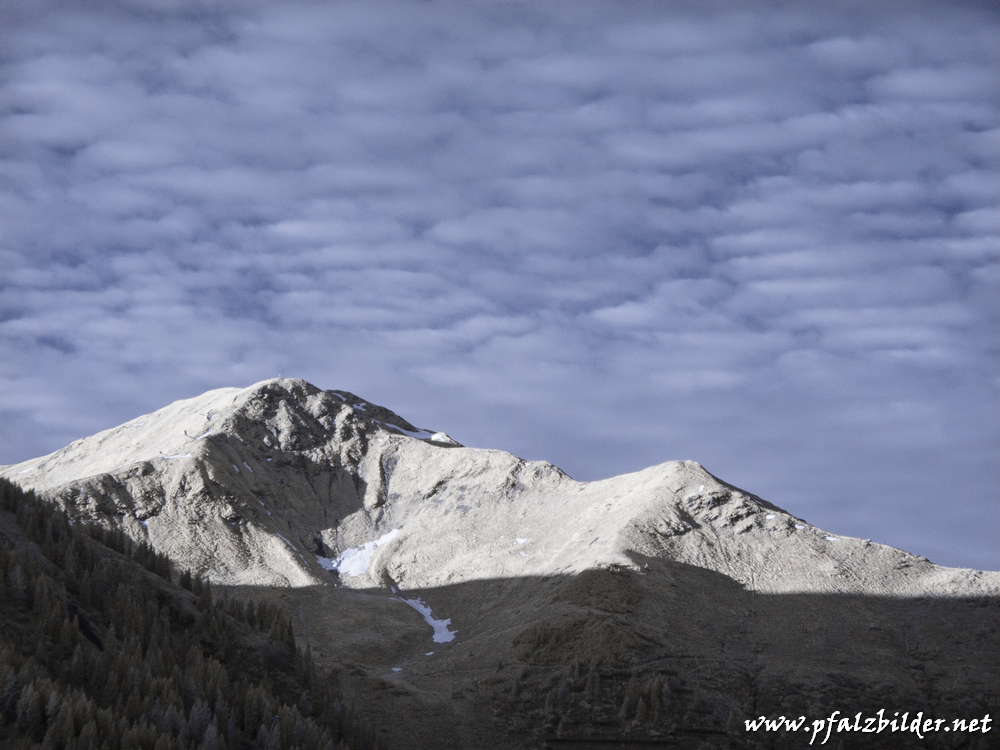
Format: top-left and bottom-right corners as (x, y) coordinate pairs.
(4, 378), (999, 749)
(2, 378), (464, 588)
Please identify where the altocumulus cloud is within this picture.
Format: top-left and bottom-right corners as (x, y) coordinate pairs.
(0, 0), (997, 568)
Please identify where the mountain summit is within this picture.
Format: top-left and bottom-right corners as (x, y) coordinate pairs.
(3, 378), (998, 749)
(3, 378), (462, 587)
(3, 378), (990, 596)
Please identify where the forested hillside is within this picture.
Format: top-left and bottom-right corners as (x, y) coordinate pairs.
(0, 477), (375, 750)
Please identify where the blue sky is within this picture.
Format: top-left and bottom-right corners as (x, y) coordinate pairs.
(1, 0), (997, 569)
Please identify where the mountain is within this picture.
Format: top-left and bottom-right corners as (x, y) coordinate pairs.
(3, 378), (998, 749)
(0, 477), (374, 750)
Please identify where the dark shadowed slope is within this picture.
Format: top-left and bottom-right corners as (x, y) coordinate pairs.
(2, 379), (998, 749)
(0, 477), (378, 750)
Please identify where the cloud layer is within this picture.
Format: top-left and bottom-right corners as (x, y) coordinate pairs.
(1, 0), (998, 568)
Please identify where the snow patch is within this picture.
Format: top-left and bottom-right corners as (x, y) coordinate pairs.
(317, 529), (401, 577)
(825, 536), (840, 542)
(766, 514), (776, 520)
(232, 464), (239, 472)
(17, 467), (36, 474)
(243, 462), (253, 473)
(375, 420), (455, 443)
(163, 454), (192, 459)
(515, 538), (531, 545)
(391, 668), (402, 672)
(425, 652), (434, 656)
(383, 422), (434, 440)
(518, 551), (528, 558)
(276, 533), (296, 550)
(195, 430), (212, 440)
(795, 524), (805, 530)
(395, 597), (457, 643)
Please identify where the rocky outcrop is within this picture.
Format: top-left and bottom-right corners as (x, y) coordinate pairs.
(4, 378), (998, 749)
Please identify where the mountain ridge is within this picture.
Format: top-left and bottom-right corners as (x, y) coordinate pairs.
(3, 378), (998, 749)
(3, 378), (995, 594)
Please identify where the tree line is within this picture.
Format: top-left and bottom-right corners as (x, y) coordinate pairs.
(0, 477), (378, 750)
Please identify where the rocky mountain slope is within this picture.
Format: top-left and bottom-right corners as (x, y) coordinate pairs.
(0, 477), (371, 750)
(3, 378), (998, 749)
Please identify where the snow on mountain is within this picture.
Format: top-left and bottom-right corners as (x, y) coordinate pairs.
(3, 378), (995, 598)
(4, 378), (998, 749)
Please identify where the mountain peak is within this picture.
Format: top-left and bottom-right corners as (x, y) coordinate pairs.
(3, 378), (456, 491)
(1, 378), (477, 587)
(4, 380), (998, 750)
(3, 380), (995, 595)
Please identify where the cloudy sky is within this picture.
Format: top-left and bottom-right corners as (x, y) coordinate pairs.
(1, 0), (997, 569)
